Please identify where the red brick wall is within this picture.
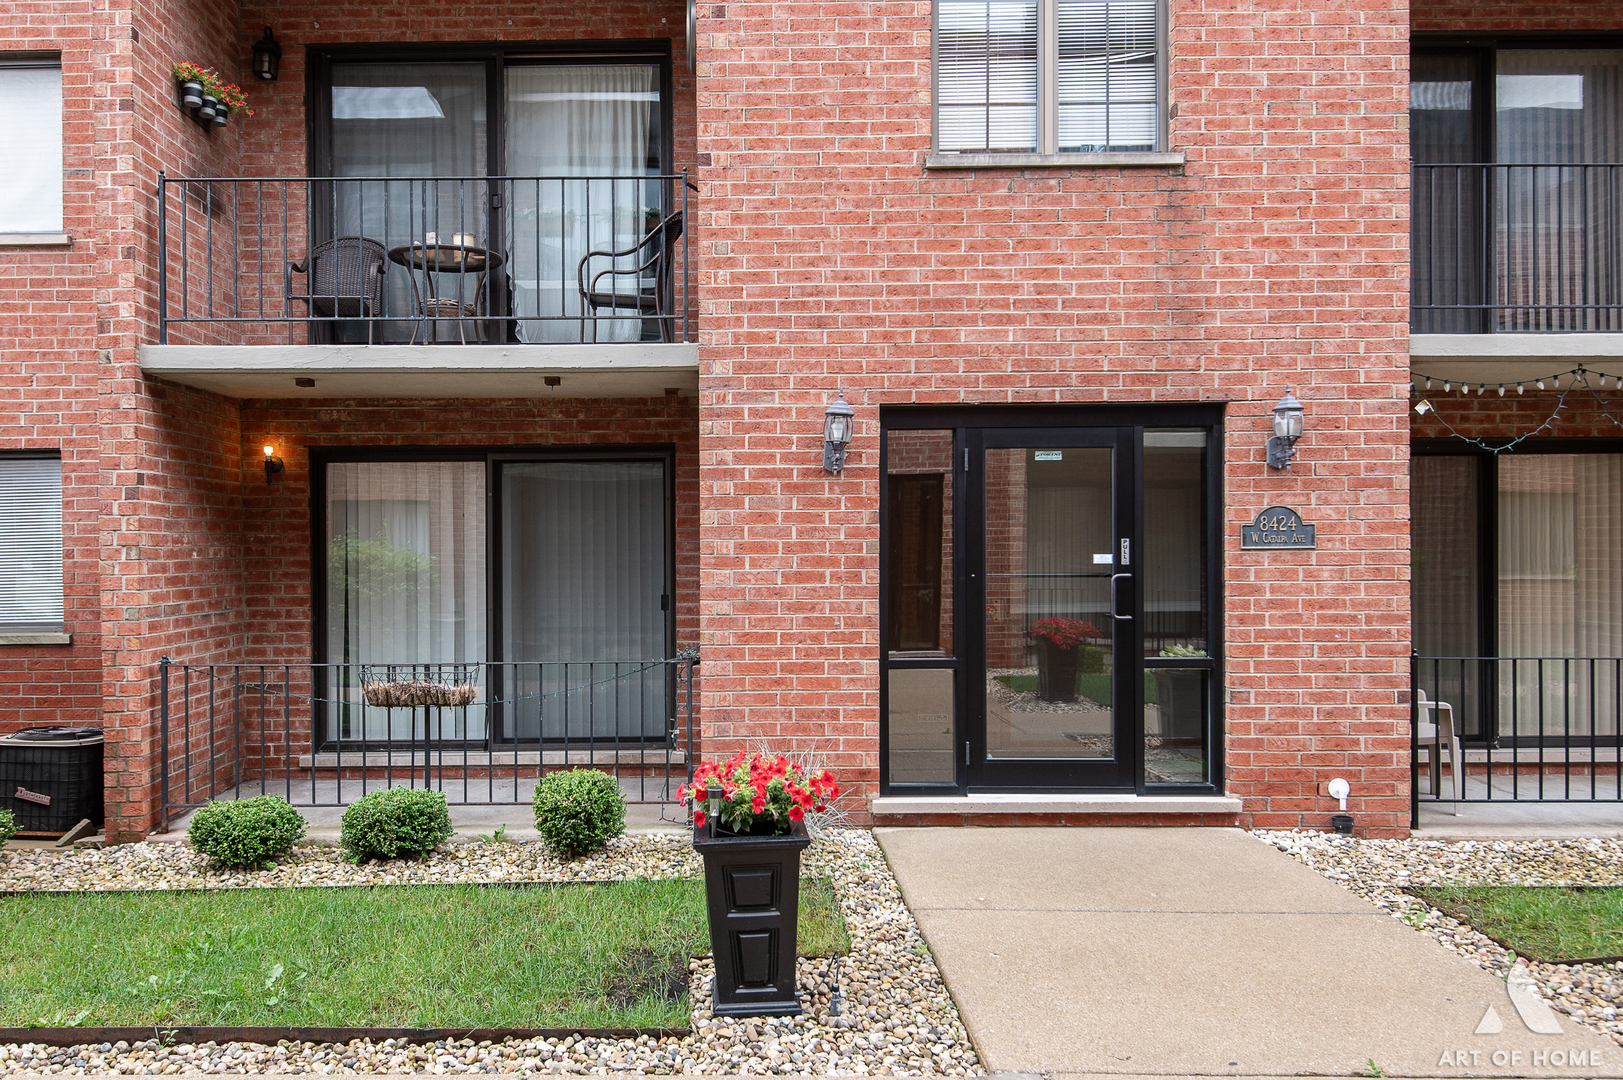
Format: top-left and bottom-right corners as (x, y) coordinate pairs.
(1412, 384), (1623, 441)
(696, 0), (1414, 833)
(1412, 0), (1623, 33)
(0, 4), (105, 737)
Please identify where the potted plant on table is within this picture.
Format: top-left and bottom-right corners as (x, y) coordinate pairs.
(678, 752), (840, 1017)
(1028, 617), (1101, 702)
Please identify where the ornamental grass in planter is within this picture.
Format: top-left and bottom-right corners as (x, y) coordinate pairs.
(678, 752), (840, 1017)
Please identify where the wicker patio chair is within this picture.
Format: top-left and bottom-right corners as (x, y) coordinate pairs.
(286, 237), (388, 343)
(576, 210), (684, 343)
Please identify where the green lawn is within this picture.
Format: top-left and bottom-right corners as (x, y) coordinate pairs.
(0, 878), (849, 1029)
(996, 671), (1157, 707)
(1409, 885), (1623, 963)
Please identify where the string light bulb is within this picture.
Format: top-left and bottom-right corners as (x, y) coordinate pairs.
(1518, 383), (1525, 394)
(1537, 380), (1545, 390)
(1444, 381), (1451, 392)
(1498, 384), (1505, 396)
(1426, 378), (1433, 390)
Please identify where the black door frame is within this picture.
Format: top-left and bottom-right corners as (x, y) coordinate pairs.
(967, 424), (1138, 790)
(879, 404), (1226, 796)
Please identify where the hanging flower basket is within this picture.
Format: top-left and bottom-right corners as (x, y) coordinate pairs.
(172, 62), (252, 130)
(361, 677), (478, 708)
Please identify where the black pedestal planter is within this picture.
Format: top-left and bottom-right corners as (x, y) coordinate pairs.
(694, 819), (810, 1017)
(1036, 640), (1079, 702)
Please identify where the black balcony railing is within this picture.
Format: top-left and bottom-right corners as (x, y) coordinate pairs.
(157, 656), (699, 830)
(1411, 653), (1623, 826)
(1411, 163), (1623, 333)
(156, 173), (692, 346)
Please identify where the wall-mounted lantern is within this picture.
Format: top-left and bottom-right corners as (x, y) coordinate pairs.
(1266, 388), (1305, 470)
(822, 393), (855, 474)
(263, 444), (285, 484)
(251, 28), (282, 81)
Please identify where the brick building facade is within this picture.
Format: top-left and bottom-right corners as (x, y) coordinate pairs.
(1, 0), (1619, 840)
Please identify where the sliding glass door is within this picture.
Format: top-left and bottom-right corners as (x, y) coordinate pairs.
(319, 452), (672, 748)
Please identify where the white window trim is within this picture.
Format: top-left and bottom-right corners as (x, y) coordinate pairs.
(930, 0), (1175, 166)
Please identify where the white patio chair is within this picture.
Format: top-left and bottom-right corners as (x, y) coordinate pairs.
(1416, 688), (1463, 814)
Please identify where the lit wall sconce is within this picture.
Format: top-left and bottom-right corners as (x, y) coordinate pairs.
(263, 444), (285, 484)
(1266, 388), (1305, 470)
(822, 392), (855, 474)
(251, 28), (282, 81)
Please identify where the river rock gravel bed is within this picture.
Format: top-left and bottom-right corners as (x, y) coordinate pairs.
(0, 830), (981, 1076)
(1257, 829), (1623, 1048)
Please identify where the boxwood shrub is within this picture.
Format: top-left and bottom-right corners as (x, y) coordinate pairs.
(0, 807), (16, 845)
(187, 795), (306, 868)
(340, 788), (453, 863)
(533, 769), (625, 858)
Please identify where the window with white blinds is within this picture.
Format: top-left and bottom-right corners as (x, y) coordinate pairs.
(0, 457), (65, 631)
(0, 59), (63, 232)
(935, 0), (1162, 155)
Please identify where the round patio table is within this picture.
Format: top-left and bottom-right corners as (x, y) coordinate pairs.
(387, 241), (505, 344)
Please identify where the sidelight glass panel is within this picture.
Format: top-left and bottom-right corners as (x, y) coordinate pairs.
(501, 461), (668, 741)
(1144, 667), (1206, 784)
(887, 668), (956, 785)
(984, 446), (1114, 760)
(326, 461), (489, 742)
(887, 430), (955, 656)
(1498, 455), (1623, 739)
(1143, 430), (1207, 657)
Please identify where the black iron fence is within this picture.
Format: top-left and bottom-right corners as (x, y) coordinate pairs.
(157, 172), (692, 346)
(1411, 653), (1623, 825)
(1411, 163), (1623, 333)
(158, 656), (698, 830)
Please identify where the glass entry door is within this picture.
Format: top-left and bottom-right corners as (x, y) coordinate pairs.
(973, 429), (1135, 788)
(881, 413), (1219, 795)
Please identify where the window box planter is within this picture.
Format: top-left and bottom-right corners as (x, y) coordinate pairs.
(197, 94), (219, 121)
(693, 818), (810, 1017)
(179, 80), (203, 108)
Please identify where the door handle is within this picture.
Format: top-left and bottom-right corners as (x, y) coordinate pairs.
(1110, 573), (1133, 621)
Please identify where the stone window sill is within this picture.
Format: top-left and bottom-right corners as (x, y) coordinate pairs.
(0, 233), (72, 247)
(0, 632), (72, 646)
(925, 151), (1185, 170)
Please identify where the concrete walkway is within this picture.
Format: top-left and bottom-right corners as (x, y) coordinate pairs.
(876, 827), (1621, 1079)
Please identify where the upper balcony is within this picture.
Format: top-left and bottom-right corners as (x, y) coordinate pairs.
(1407, 47), (1623, 383)
(145, 173), (696, 399)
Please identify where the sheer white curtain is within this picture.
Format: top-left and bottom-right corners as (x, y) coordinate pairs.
(1498, 455), (1623, 737)
(0, 64), (62, 232)
(326, 462), (488, 741)
(504, 65), (660, 343)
